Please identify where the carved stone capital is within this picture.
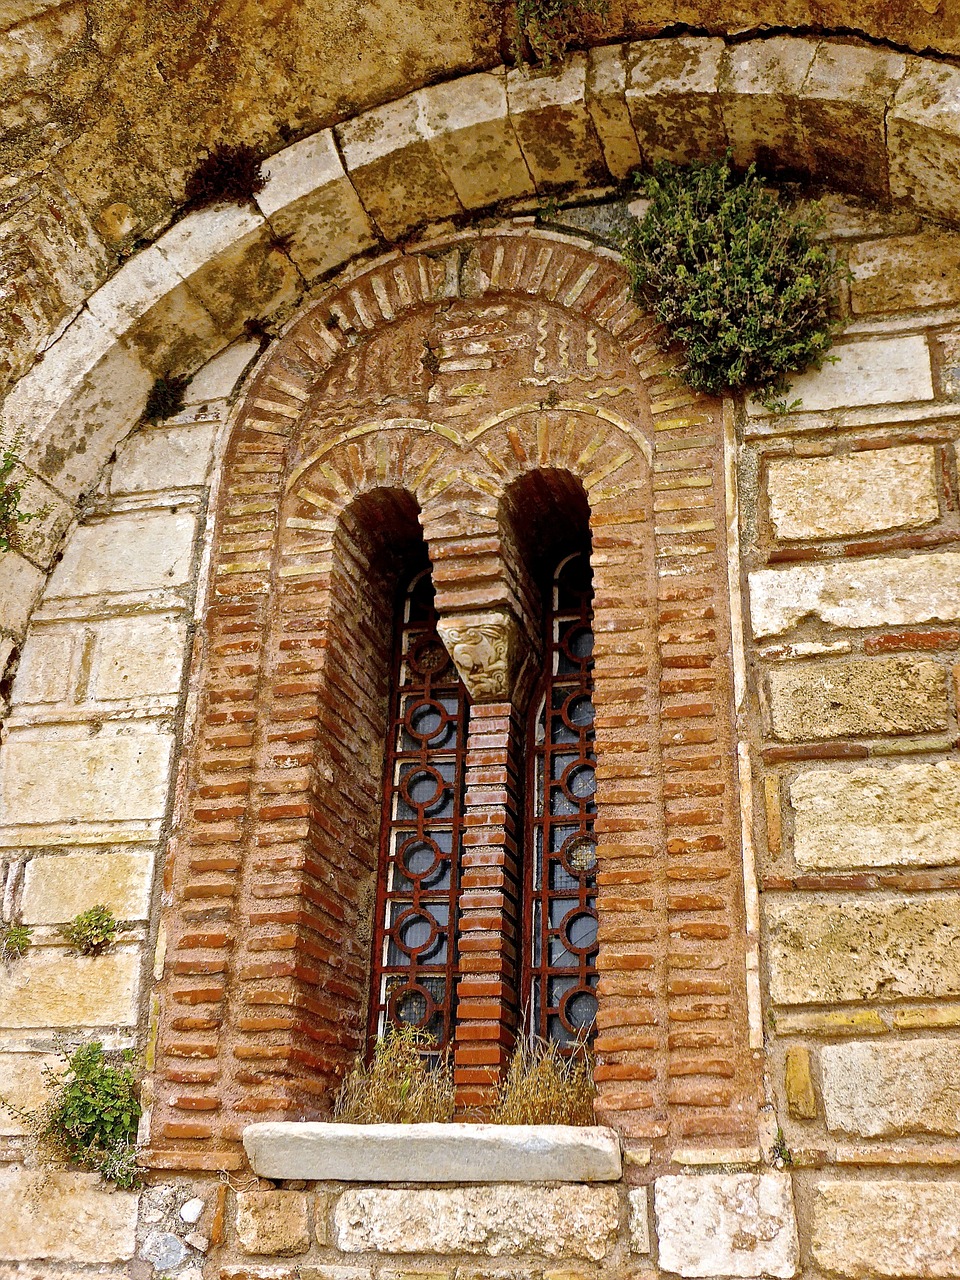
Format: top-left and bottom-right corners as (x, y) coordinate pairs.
(436, 610), (522, 704)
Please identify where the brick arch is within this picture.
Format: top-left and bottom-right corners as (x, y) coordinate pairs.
(147, 227), (759, 1172)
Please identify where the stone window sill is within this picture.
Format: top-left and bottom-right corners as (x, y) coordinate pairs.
(243, 1122), (622, 1183)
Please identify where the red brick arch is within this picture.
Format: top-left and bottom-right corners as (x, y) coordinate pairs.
(147, 227), (759, 1172)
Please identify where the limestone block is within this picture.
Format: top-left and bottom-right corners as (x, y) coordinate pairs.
(812, 1180), (960, 1278)
(766, 445), (939, 540)
(785, 1046), (817, 1120)
(13, 628), (76, 703)
(721, 38), (816, 174)
(0, 1170), (138, 1262)
(749, 552), (960, 638)
(334, 1185), (619, 1260)
(506, 56), (607, 190)
(0, 950), (140, 1027)
(850, 232), (960, 314)
(0, 1052), (58, 1134)
(255, 129), (378, 283)
(628, 1188), (649, 1253)
(767, 656), (947, 741)
(184, 340), (259, 404)
(110, 422), (216, 493)
(749, 336), (933, 415)
(821, 1040), (960, 1138)
(417, 74), (533, 209)
(625, 38), (727, 166)
(235, 1191), (310, 1257)
(765, 894), (960, 1005)
(337, 95), (463, 240)
(800, 43), (906, 196)
(0, 729), (174, 826)
(91, 614), (188, 701)
(21, 848), (154, 923)
(0, 460), (73, 569)
(586, 45), (642, 180)
(654, 1174), (799, 1278)
(890, 62), (960, 224)
(0, 552), (44, 637)
(791, 759), (960, 870)
(43, 510), (197, 598)
(299, 1269), (373, 1280)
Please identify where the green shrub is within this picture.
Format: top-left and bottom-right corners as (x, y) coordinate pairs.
(513, 0), (607, 65)
(61, 905), (119, 956)
(621, 156), (842, 408)
(184, 142), (266, 209)
(0, 923), (33, 960)
(143, 373), (188, 424)
(0, 440), (41, 555)
(0, 1041), (141, 1189)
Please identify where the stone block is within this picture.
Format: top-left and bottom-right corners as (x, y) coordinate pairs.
(13, 628), (76, 704)
(111, 422), (216, 493)
(20, 848), (154, 923)
(890, 62), (960, 223)
(586, 45), (642, 180)
(785, 1046), (817, 1120)
(244, 1122), (621, 1182)
(748, 336), (934, 415)
(766, 445), (939, 540)
(765, 894), (960, 1005)
(721, 37), (816, 174)
(625, 38), (727, 165)
(767, 656), (947, 741)
(654, 1174), (799, 1278)
(255, 129), (378, 283)
(628, 1187), (649, 1253)
(184, 340), (259, 404)
(0, 1052), (58, 1134)
(90, 614), (189, 701)
(0, 550), (47, 637)
(337, 94), (463, 240)
(235, 1191), (310, 1257)
(0, 460), (73, 570)
(334, 1185), (619, 1261)
(749, 551), (960, 638)
(0, 1169), (138, 1262)
(800, 43), (906, 197)
(417, 73), (533, 209)
(850, 232), (960, 314)
(0, 730), (174, 826)
(43, 510), (197, 598)
(812, 1180), (960, 1278)
(506, 56), (607, 189)
(0, 949), (140, 1027)
(821, 1040), (960, 1138)
(790, 759), (960, 869)
(298, 1269), (373, 1280)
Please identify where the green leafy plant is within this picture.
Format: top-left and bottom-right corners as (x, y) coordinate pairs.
(513, 0), (608, 65)
(0, 923), (33, 960)
(490, 1035), (596, 1125)
(61, 904), (119, 956)
(771, 1125), (794, 1167)
(334, 1022), (455, 1123)
(0, 1041), (141, 1188)
(0, 439), (41, 555)
(621, 155), (843, 408)
(143, 373), (188, 424)
(184, 142), (266, 209)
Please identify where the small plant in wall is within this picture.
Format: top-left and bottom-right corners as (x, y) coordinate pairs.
(512, 0), (608, 65)
(0, 923), (33, 961)
(0, 438), (41, 555)
(143, 373), (188, 424)
(334, 1023), (456, 1123)
(621, 155), (843, 411)
(184, 142), (266, 210)
(61, 904), (120, 956)
(0, 1040), (141, 1189)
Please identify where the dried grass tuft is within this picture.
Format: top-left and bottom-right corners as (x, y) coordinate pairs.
(333, 1023), (455, 1124)
(490, 1036), (596, 1126)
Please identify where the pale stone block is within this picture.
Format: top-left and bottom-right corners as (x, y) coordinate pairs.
(850, 232), (960, 313)
(299, 1269), (373, 1280)
(767, 657), (947, 741)
(91, 614), (188, 700)
(625, 38), (727, 165)
(749, 552), (960, 638)
(0, 1052), (58, 1134)
(821, 1040), (960, 1138)
(334, 1186), (619, 1261)
(628, 1188), (649, 1253)
(0, 950), (140, 1027)
(184, 340), (259, 404)
(506, 56), (606, 189)
(721, 37), (817, 173)
(156, 202), (264, 275)
(417, 74), (533, 208)
(111, 422), (216, 492)
(812, 1180), (960, 1278)
(13, 628), (76, 703)
(85, 244), (186, 336)
(890, 63), (960, 223)
(0, 309), (115, 435)
(765, 894), (960, 1005)
(0, 729), (174, 825)
(337, 95), (463, 240)
(21, 848), (154, 923)
(0, 1169), (138, 1261)
(0, 460), (73, 569)
(791, 759), (960, 869)
(766, 445), (939, 540)
(0, 550), (46, 636)
(748, 336), (933, 415)
(244, 1122), (622, 1182)
(654, 1174), (799, 1278)
(43, 510), (197, 598)
(586, 45), (642, 180)
(235, 1191), (310, 1257)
